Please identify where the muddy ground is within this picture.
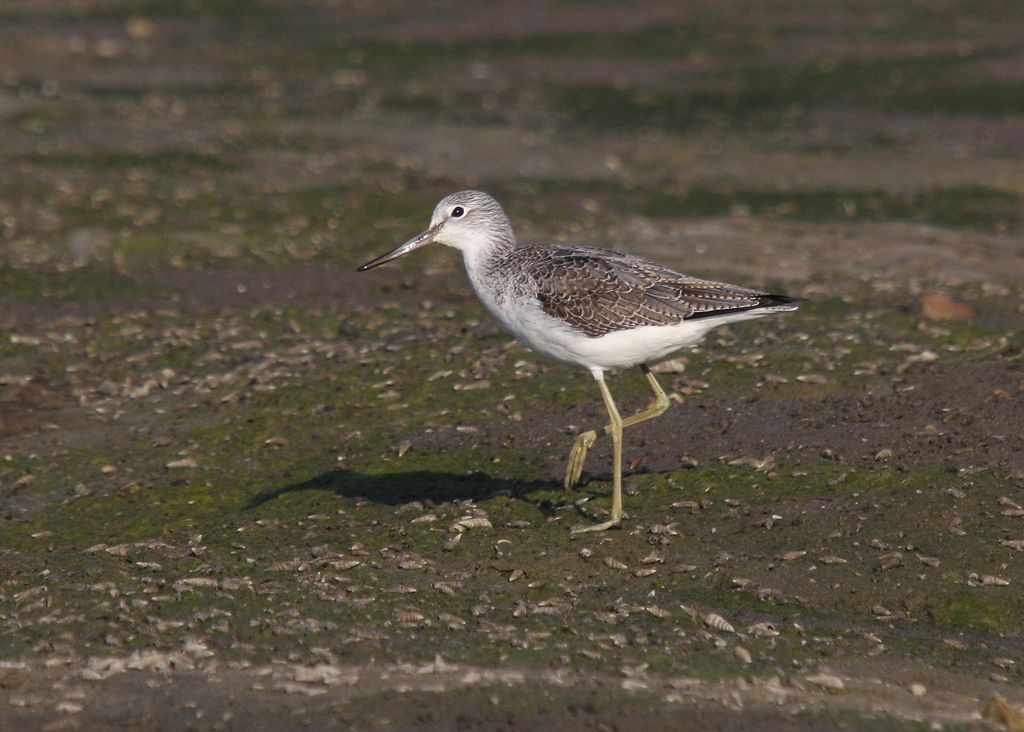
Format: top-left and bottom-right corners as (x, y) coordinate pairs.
(2, 1), (1024, 729)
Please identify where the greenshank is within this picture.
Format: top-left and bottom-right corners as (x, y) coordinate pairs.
(359, 190), (798, 533)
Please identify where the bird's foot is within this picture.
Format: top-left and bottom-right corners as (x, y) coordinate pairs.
(564, 430), (597, 490)
(570, 515), (622, 535)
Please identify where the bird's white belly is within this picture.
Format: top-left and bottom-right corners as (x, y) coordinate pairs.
(482, 295), (761, 373)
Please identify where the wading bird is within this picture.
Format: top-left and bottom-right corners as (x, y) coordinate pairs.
(359, 191), (797, 532)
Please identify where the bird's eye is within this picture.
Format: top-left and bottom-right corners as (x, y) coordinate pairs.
(451, 206), (464, 218)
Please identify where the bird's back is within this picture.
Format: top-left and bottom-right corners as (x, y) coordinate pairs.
(486, 244), (794, 339)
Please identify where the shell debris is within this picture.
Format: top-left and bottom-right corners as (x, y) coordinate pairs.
(746, 622), (779, 638)
(805, 673), (845, 691)
(639, 551), (665, 564)
(677, 604), (700, 621)
(330, 559), (361, 571)
(453, 516), (492, 532)
(438, 612), (466, 630)
(876, 552), (903, 571)
(703, 612), (735, 633)
(432, 581), (461, 596)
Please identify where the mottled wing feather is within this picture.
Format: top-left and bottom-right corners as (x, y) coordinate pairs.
(521, 246), (787, 338)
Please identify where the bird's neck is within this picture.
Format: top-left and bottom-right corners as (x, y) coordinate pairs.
(460, 228), (516, 277)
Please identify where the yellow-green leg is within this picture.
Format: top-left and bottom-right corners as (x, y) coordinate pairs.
(571, 371), (625, 534)
(564, 364), (670, 490)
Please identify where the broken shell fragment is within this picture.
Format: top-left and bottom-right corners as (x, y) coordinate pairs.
(746, 622), (779, 638)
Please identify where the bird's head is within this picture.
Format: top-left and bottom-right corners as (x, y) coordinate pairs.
(358, 190), (513, 271)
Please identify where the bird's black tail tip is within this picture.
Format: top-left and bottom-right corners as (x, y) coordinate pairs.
(758, 293), (803, 309)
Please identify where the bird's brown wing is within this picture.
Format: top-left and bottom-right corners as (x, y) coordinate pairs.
(521, 246), (790, 338)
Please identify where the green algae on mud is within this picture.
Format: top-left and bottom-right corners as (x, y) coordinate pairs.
(4, 457), (1022, 664)
(5, 166), (1020, 278)
(2, 283), (1020, 541)
(507, 179), (1024, 233)
(340, 683), (979, 732)
(16, 151), (239, 172)
(551, 51), (1024, 129)
(921, 590), (1017, 635)
(0, 266), (171, 302)
(0, 0), (280, 22)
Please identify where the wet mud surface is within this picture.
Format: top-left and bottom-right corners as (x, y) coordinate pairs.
(2, 1), (1024, 730)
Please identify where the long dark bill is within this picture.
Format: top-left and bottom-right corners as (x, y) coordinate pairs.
(357, 227), (437, 271)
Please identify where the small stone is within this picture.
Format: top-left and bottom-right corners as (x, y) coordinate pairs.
(126, 17), (156, 40)
(908, 683), (926, 697)
(921, 291), (974, 321)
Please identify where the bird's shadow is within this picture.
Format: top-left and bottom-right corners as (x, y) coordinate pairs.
(243, 467), (558, 513)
